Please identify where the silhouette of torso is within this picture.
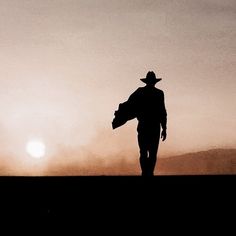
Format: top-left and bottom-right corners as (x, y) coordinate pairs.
(128, 86), (167, 133)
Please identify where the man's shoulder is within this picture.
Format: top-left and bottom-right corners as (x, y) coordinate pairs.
(154, 88), (164, 95)
(131, 87), (144, 95)
(135, 87), (144, 91)
(155, 87), (164, 92)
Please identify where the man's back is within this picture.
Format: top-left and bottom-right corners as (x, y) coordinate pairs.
(128, 85), (167, 132)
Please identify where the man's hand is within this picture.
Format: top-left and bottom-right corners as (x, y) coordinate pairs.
(161, 130), (167, 141)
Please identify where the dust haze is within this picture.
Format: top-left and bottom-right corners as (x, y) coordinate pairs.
(0, 1), (235, 175)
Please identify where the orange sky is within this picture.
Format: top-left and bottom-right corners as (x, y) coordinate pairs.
(0, 0), (235, 175)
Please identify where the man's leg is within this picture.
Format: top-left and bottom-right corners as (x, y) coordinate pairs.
(137, 133), (149, 176)
(148, 133), (160, 176)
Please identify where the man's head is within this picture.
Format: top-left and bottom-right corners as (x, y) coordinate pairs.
(140, 71), (162, 86)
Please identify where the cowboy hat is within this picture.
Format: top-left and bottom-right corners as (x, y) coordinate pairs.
(140, 71), (162, 84)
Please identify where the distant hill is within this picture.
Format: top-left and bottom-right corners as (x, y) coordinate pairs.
(156, 149), (236, 175)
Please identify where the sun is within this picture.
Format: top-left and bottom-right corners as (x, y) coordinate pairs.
(26, 140), (46, 158)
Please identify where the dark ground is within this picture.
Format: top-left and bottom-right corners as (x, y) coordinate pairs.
(0, 176), (234, 226)
(0, 176), (234, 202)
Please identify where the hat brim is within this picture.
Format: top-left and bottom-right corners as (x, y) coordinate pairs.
(140, 78), (162, 84)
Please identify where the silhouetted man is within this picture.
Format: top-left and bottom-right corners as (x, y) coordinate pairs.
(112, 71), (167, 176)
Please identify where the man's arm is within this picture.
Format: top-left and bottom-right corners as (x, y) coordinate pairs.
(160, 91), (167, 141)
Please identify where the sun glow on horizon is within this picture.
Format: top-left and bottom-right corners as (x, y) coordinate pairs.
(26, 140), (46, 159)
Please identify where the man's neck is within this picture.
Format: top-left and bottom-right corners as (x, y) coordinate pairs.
(145, 84), (155, 88)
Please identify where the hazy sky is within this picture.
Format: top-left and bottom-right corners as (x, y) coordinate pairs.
(0, 0), (235, 174)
